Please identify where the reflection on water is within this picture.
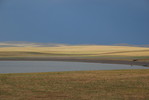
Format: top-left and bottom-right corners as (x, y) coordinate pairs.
(0, 61), (149, 73)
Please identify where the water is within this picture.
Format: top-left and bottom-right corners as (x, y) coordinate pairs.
(0, 61), (149, 73)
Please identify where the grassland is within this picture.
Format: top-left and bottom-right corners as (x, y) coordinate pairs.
(0, 44), (149, 100)
(0, 45), (149, 57)
(0, 69), (149, 100)
(0, 45), (149, 66)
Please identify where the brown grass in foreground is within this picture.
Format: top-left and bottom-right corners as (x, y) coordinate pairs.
(0, 69), (149, 100)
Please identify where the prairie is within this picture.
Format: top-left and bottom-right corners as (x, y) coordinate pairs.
(0, 45), (149, 57)
(0, 45), (149, 64)
(0, 45), (149, 100)
(0, 69), (149, 100)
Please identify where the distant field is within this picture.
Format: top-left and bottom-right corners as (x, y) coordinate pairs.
(0, 45), (149, 62)
(0, 69), (149, 100)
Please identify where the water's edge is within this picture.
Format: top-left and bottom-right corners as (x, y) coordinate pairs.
(0, 61), (149, 73)
(0, 58), (148, 67)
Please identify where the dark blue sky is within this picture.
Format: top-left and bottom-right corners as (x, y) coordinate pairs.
(0, 0), (149, 45)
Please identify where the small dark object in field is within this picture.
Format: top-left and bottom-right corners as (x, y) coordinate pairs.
(133, 59), (138, 62)
(131, 59), (138, 66)
(142, 64), (148, 67)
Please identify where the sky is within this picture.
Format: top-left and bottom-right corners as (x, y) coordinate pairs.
(0, 0), (149, 45)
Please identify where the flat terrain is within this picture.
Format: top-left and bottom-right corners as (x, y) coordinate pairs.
(0, 44), (149, 100)
(0, 45), (149, 66)
(0, 45), (149, 57)
(0, 69), (149, 100)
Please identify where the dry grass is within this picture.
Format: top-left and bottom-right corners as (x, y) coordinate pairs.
(0, 69), (149, 100)
(0, 45), (149, 57)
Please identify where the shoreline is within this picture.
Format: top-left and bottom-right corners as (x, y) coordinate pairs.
(0, 57), (148, 67)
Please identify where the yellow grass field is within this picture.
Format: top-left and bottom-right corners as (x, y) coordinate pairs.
(0, 45), (149, 62)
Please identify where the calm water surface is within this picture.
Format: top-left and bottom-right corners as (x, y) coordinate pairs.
(0, 61), (149, 73)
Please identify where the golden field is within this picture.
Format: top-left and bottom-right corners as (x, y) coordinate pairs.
(0, 45), (149, 57)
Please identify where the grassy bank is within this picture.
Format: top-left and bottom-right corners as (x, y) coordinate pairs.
(0, 45), (149, 65)
(1, 69), (149, 100)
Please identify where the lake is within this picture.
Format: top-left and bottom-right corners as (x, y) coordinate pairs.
(0, 61), (149, 73)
